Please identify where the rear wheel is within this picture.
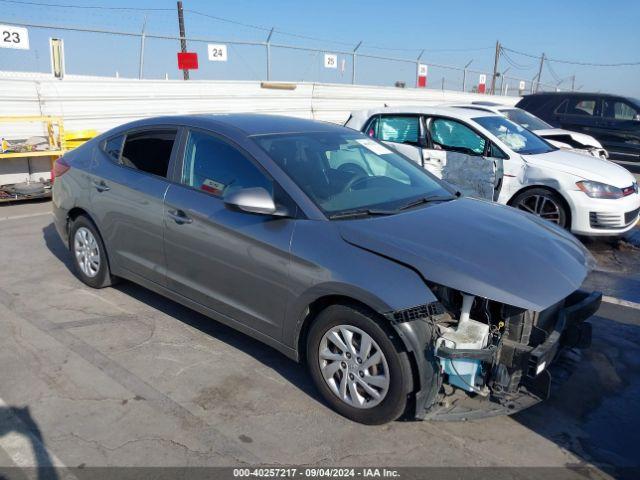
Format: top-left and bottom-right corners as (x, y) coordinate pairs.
(69, 215), (115, 288)
(306, 305), (412, 424)
(511, 188), (569, 229)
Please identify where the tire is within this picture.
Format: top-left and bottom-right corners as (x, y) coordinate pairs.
(510, 188), (570, 229)
(306, 305), (412, 425)
(68, 215), (116, 289)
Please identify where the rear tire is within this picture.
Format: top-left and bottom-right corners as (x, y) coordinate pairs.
(306, 305), (412, 425)
(69, 215), (116, 289)
(510, 188), (570, 229)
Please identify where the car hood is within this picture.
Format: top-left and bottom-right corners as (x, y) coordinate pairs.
(337, 198), (594, 312)
(522, 149), (634, 187)
(533, 128), (603, 149)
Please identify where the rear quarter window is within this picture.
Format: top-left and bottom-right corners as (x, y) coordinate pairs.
(102, 134), (125, 162)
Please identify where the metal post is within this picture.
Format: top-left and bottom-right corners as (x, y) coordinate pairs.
(138, 15), (147, 80)
(535, 53), (545, 92)
(352, 41), (362, 85)
(499, 67), (509, 96)
(415, 49), (424, 88)
(266, 27), (274, 81)
(176, 1), (189, 80)
(462, 59), (473, 92)
(490, 40), (500, 95)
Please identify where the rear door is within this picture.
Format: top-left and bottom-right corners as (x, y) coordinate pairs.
(90, 128), (179, 285)
(162, 128), (296, 340)
(422, 116), (502, 200)
(363, 115), (424, 164)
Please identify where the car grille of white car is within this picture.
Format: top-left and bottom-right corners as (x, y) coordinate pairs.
(590, 207), (640, 229)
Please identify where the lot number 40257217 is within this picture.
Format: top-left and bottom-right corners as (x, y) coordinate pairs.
(0, 25), (30, 50)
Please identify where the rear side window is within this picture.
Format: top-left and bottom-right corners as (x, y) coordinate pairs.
(367, 116), (420, 144)
(563, 98), (598, 117)
(181, 130), (272, 197)
(103, 135), (124, 162)
(121, 130), (176, 178)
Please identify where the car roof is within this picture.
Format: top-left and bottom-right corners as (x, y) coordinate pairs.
(113, 113), (347, 137)
(522, 92), (624, 99)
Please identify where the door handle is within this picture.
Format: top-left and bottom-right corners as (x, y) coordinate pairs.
(92, 180), (110, 192)
(167, 209), (193, 225)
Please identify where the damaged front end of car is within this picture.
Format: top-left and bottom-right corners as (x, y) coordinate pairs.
(387, 286), (600, 421)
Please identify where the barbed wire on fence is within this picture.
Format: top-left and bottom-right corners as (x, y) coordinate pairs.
(0, 18), (560, 94)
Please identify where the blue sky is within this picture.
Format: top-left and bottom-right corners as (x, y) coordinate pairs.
(1, 0), (639, 96)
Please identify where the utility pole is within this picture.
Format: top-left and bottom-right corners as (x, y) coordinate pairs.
(177, 1), (189, 80)
(535, 53), (545, 92)
(490, 40), (500, 95)
(138, 15), (147, 80)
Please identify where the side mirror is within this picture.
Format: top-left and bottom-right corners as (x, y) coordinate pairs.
(224, 187), (283, 216)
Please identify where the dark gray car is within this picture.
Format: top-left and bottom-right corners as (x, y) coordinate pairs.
(52, 114), (600, 424)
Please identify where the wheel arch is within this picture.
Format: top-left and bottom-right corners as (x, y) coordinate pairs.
(506, 184), (573, 227)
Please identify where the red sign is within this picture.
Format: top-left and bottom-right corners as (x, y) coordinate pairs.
(478, 74), (487, 94)
(177, 52), (198, 70)
(417, 64), (428, 88)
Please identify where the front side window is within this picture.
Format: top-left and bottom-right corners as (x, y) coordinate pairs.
(253, 132), (452, 217)
(181, 130), (272, 197)
(367, 115), (420, 145)
(121, 130), (176, 178)
(603, 99), (639, 120)
(474, 116), (555, 155)
(428, 118), (486, 155)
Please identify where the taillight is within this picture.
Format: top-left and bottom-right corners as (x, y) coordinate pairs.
(52, 157), (70, 181)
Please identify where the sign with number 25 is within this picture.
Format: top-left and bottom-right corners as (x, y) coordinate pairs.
(0, 24), (29, 50)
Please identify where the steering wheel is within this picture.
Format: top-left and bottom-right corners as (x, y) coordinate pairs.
(344, 175), (396, 192)
(337, 162), (367, 177)
(343, 173), (369, 192)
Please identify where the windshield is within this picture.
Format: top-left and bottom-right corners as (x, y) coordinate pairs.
(473, 116), (556, 155)
(253, 132), (454, 217)
(499, 108), (552, 130)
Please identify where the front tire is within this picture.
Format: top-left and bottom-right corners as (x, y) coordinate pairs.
(306, 305), (412, 425)
(511, 188), (570, 229)
(69, 215), (115, 289)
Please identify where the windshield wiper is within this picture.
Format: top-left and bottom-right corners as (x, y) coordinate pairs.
(328, 208), (397, 220)
(397, 193), (458, 211)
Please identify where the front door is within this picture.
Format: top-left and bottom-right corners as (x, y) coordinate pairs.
(422, 116), (501, 200)
(163, 129), (295, 340)
(597, 98), (640, 160)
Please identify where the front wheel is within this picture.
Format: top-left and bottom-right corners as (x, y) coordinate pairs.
(511, 188), (570, 229)
(306, 305), (412, 424)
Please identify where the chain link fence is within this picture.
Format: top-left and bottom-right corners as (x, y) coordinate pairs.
(0, 19), (559, 94)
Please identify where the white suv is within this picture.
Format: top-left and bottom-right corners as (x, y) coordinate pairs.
(345, 106), (639, 236)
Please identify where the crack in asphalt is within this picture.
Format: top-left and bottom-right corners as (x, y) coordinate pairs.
(0, 286), (261, 466)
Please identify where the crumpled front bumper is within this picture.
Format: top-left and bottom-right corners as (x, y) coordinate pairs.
(422, 289), (601, 421)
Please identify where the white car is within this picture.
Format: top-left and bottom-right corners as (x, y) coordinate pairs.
(448, 102), (609, 159)
(345, 106), (639, 236)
